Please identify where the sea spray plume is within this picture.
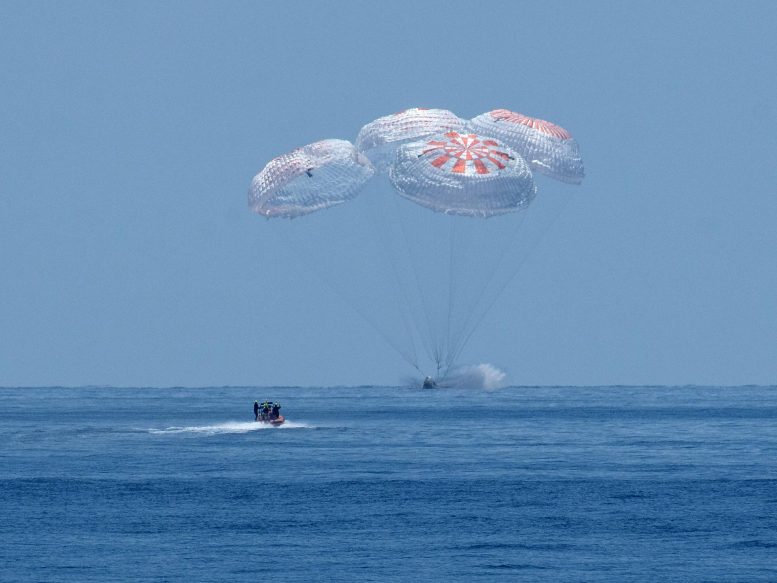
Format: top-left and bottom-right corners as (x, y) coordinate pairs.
(439, 364), (507, 391)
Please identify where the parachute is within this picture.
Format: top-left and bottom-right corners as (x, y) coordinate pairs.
(390, 131), (535, 217)
(356, 108), (467, 171)
(249, 139), (374, 219)
(249, 107), (583, 379)
(468, 109), (584, 184)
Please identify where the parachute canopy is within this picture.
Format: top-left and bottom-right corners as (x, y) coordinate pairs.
(389, 131), (536, 218)
(249, 139), (374, 219)
(468, 109), (584, 184)
(356, 108), (467, 171)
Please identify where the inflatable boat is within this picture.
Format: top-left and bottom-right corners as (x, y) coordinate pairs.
(257, 415), (285, 426)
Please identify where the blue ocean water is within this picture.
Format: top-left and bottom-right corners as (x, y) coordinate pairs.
(2, 385), (777, 582)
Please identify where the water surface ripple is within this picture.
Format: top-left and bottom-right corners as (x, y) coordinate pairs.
(1, 385), (776, 581)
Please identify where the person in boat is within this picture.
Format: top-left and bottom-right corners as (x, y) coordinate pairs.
(254, 400), (260, 421)
(271, 402), (281, 420)
(423, 377), (436, 389)
(261, 401), (271, 421)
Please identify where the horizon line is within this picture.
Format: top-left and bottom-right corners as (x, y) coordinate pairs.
(1, 384), (775, 390)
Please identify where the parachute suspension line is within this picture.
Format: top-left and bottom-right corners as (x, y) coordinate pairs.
(391, 193), (439, 370)
(390, 197), (436, 368)
(421, 211), (444, 375)
(443, 210), (529, 373)
(449, 195), (573, 367)
(442, 216), (458, 378)
(442, 216), (469, 379)
(287, 240), (422, 374)
(364, 190), (421, 369)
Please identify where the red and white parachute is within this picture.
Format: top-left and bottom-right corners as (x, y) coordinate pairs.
(468, 109), (584, 184)
(390, 131), (535, 217)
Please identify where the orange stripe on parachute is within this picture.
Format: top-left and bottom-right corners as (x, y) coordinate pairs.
(486, 156), (505, 170)
(489, 109), (572, 140)
(431, 155), (450, 168)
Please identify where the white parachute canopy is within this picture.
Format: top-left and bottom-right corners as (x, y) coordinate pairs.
(468, 109), (584, 184)
(249, 139), (374, 219)
(356, 108), (467, 171)
(389, 131), (536, 217)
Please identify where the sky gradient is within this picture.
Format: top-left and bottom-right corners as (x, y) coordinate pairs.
(1, 1), (776, 387)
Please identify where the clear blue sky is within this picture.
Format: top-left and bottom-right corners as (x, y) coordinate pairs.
(1, 1), (776, 387)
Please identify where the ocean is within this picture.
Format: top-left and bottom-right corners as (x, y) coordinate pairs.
(2, 385), (777, 581)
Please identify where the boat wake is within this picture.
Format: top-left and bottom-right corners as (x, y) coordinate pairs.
(149, 420), (311, 436)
